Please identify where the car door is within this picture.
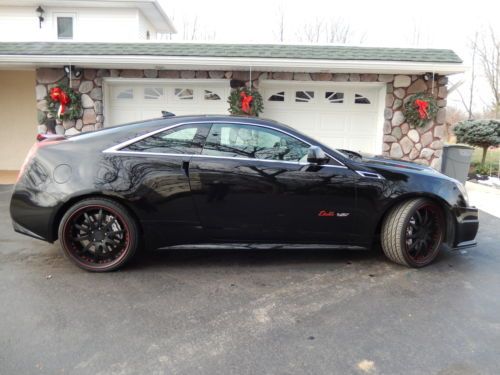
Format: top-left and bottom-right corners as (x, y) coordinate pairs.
(188, 122), (359, 243)
(110, 123), (211, 246)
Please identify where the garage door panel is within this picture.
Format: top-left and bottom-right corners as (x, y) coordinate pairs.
(262, 83), (382, 153)
(345, 136), (377, 153)
(348, 113), (379, 135)
(107, 82), (229, 126)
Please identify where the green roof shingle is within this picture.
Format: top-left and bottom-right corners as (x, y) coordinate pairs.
(0, 42), (462, 63)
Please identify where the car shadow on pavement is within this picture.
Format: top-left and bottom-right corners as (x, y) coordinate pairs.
(123, 244), (464, 272)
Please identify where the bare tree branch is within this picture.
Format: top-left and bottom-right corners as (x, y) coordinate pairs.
(476, 26), (500, 118)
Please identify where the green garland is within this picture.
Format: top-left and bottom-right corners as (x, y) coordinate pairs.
(227, 87), (264, 117)
(46, 84), (82, 121)
(403, 92), (438, 128)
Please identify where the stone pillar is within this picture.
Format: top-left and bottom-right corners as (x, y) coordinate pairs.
(382, 74), (448, 169)
(35, 67), (110, 135)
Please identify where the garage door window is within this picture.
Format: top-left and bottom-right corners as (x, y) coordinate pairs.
(144, 87), (164, 100)
(203, 123), (309, 162)
(175, 88), (194, 100)
(355, 94), (371, 104)
(115, 88), (133, 100)
(204, 90), (221, 100)
(268, 91), (285, 102)
(325, 92), (344, 104)
(122, 124), (210, 154)
(295, 91), (314, 103)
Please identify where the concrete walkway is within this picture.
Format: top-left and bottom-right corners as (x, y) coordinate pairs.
(466, 181), (500, 218)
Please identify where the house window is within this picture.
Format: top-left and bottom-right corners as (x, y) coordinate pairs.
(325, 91), (344, 104)
(268, 91), (285, 102)
(355, 94), (371, 104)
(57, 16), (74, 39)
(295, 91), (314, 103)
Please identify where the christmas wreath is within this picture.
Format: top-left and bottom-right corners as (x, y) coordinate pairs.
(46, 85), (82, 121)
(228, 87), (264, 117)
(403, 92), (438, 127)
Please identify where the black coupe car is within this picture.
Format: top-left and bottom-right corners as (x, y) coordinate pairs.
(10, 115), (478, 272)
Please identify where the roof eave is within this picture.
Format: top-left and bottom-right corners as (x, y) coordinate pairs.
(0, 55), (466, 75)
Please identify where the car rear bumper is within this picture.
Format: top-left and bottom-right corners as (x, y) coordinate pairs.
(453, 206), (479, 249)
(10, 188), (58, 243)
(12, 219), (47, 241)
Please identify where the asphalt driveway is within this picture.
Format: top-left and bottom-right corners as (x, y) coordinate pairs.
(1, 184), (499, 375)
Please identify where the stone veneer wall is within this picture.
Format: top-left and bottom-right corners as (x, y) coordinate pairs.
(35, 68), (448, 168)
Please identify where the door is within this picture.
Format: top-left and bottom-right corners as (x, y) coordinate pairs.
(107, 81), (230, 126)
(112, 122), (211, 246)
(261, 83), (382, 154)
(188, 122), (359, 243)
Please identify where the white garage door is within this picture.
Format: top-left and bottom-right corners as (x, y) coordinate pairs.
(106, 81), (230, 126)
(261, 82), (383, 154)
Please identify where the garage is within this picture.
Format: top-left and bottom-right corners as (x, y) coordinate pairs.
(260, 82), (385, 154)
(105, 79), (385, 154)
(105, 80), (230, 126)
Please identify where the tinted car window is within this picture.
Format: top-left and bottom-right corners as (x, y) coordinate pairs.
(203, 123), (309, 162)
(122, 124), (210, 154)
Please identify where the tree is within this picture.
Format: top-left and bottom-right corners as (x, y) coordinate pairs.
(457, 32), (479, 120)
(296, 17), (364, 44)
(273, 3), (286, 42)
(453, 119), (500, 165)
(476, 27), (500, 118)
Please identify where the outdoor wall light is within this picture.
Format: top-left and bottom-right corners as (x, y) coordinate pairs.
(36, 6), (45, 28)
(423, 72), (436, 81)
(63, 65), (83, 78)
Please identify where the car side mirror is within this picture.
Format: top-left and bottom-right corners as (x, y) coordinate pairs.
(307, 146), (329, 165)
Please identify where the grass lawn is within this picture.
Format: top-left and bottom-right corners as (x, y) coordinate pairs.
(471, 147), (500, 165)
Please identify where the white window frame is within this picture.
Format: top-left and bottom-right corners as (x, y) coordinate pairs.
(54, 12), (76, 40)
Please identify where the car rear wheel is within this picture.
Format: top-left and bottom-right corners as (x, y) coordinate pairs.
(58, 198), (139, 272)
(381, 198), (445, 268)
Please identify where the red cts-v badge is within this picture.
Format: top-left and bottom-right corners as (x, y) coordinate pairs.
(318, 210), (335, 217)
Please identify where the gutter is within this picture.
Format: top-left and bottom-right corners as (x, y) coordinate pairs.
(0, 55), (467, 75)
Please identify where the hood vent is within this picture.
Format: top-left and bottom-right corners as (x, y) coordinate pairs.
(355, 170), (384, 179)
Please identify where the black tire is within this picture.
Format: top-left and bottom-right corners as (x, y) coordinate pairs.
(58, 198), (139, 272)
(381, 198), (445, 268)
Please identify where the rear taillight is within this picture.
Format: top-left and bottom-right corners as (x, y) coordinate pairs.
(36, 133), (66, 142)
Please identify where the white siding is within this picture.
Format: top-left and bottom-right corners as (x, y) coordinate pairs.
(137, 10), (156, 40)
(0, 6), (156, 42)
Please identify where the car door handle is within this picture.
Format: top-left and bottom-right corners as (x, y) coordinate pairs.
(182, 161), (190, 177)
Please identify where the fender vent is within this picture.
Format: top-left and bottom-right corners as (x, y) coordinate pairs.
(355, 170), (384, 179)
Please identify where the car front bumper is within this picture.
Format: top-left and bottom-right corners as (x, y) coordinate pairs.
(453, 206), (479, 249)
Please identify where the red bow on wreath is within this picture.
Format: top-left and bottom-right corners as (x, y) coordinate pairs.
(414, 99), (429, 119)
(240, 91), (253, 114)
(49, 87), (70, 118)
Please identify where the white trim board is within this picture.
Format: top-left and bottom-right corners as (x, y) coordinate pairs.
(0, 55), (467, 75)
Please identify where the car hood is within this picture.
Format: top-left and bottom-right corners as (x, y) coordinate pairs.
(342, 151), (451, 180)
(362, 155), (435, 172)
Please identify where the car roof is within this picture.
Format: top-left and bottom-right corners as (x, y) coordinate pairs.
(164, 114), (294, 130)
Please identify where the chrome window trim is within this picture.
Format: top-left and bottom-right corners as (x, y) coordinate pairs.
(102, 120), (347, 168)
(103, 149), (347, 168)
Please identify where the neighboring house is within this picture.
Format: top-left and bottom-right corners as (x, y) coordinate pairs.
(0, 1), (464, 171)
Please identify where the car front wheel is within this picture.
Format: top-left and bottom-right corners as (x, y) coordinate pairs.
(58, 198), (139, 272)
(381, 198), (445, 268)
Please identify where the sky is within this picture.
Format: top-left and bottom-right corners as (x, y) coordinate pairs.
(159, 0), (500, 114)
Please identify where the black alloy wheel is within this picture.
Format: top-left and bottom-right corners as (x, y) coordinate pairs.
(381, 198), (445, 267)
(58, 198), (139, 272)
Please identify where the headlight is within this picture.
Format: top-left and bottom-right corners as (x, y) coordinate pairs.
(456, 181), (469, 206)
